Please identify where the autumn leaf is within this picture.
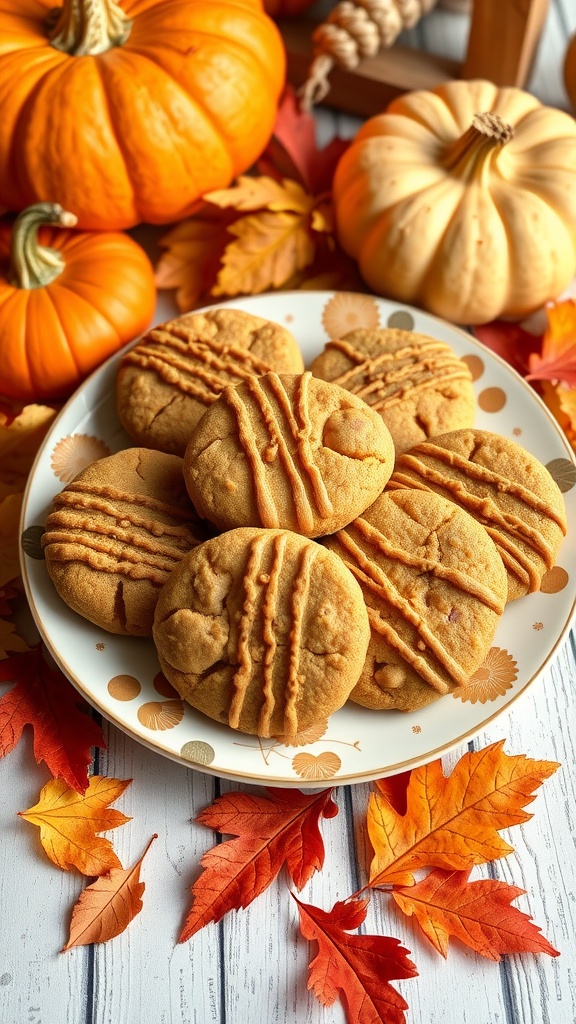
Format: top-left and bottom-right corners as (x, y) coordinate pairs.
(0, 582), (30, 659)
(473, 320), (542, 378)
(528, 299), (576, 386)
(392, 867), (559, 961)
(62, 833), (157, 951)
(0, 492), (23, 588)
(373, 772), (412, 816)
(540, 380), (576, 455)
(0, 402), (56, 501)
(0, 644), (105, 791)
(155, 205), (233, 313)
(367, 741), (559, 887)
(212, 210), (316, 297)
(295, 896), (417, 1024)
(19, 775), (131, 876)
(206, 175), (314, 215)
(258, 86), (350, 194)
(179, 787), (338, 941)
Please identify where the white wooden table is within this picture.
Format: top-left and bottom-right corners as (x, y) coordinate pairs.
(2, 4), (576, 1022)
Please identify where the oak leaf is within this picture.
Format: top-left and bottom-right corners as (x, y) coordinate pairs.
(211, 210), (315, 297)
(528, 299), (576, 386)
(179, 787), (338, 941)
(0, 644), (105, 791)
(62, 834), (157, 951)
(19, 775), (131, 876)
(392, 867), (559, 961)
(367, 741), (559, 887)
(206, 175), (313, 215)
(373, 772), (411, 816)
(295, 896), (417, 1024)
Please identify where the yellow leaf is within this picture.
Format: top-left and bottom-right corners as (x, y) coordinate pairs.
(0, 404), (56, 498)
(311, 201), (334, 234)
(19, 776), (132, 876)
(212, 210), (316, 297)
(367, 741), (559, 887)
(206, 175), (314, 215)
(0, 493), (23, 588)
(62, 834), (157, 951)
(156, 215), (230, 313)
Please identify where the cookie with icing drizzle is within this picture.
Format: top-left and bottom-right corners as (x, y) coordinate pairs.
(116, 308), (304, 456)
(323, 489), (507, 712)
(43, 448), (209, 635)
(309, 327), (475, 455)
(184, 371), (395, 537)
(152, 528), (371, 738)
(387, 429), (567, 601)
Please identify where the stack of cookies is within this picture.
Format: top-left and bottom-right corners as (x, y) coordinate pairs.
(42, 307), (567, 740)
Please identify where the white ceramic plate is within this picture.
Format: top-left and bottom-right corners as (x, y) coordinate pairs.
(20, 292), (576, 787)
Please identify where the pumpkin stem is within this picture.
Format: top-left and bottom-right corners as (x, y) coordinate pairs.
(443, 112), (514, 182)
(9, 203), (78, 291)
(48, 0), (132, 56)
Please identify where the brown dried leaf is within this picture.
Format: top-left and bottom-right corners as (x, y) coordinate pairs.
(212, 210), (316, 297)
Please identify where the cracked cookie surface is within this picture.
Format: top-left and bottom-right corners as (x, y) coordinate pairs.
(42, 448), (209, 635)
(310, 326), (475, 456)
(184, 371), (395, 537)
(323, 489), (507, 712)
(388, 429), (567, 601)
(116, 308), (304, 456)
(152, 527), (371, 738)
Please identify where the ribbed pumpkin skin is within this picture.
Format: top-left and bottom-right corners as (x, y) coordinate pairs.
(565, 33), (576, 111)
(0, 227), (156, 400)
(0, 0), (286, 230)
(333, 80), (576, 325)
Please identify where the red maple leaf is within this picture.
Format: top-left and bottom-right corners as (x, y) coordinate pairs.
(258, 86), (349, 194)
(0, 644), (105, 792)
(295, 896), (417, 1024)
(473, 320), (543, 377)
(179, 787), (338, 941)
(392, 867), (560, 961)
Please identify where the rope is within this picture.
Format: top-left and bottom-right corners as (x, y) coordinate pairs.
(299, 0), (439, 110)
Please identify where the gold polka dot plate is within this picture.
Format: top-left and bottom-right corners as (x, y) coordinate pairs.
(20, 292), (576, 787)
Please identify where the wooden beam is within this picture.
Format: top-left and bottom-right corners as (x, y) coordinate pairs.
(463, 0), (550, 86)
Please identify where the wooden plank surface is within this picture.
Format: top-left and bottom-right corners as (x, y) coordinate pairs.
(1, 5), (576, 1024)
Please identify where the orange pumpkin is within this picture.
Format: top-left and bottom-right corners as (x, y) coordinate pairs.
(0, 0), (285, 230)
(0, 203), (156, 401)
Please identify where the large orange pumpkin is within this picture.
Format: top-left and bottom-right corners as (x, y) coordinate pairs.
(0, 203), (156, 401)
(0, 0), (285, 230)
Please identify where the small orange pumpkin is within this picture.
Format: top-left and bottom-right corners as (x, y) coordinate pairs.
(0, 0), (285, 230)
(0, 203), (156, 401)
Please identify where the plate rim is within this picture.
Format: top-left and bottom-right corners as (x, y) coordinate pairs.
(19, 290), (576, 786)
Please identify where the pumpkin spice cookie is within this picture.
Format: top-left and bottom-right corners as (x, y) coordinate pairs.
(184, 371), (395, 537)
(323, 489), (507, 712)
(43, 448), (209, 636)
(152, 528), (371, 738)
(309, 326), (475, 455)
(116, 308), (304, 456)
(388, 428), (567, 601)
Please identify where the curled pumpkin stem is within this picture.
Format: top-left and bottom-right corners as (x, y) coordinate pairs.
(9, 203), (78, 291)
(299, 0), (439, 111)
(443, 111), (515, 183)
(48, 0), (132, 56)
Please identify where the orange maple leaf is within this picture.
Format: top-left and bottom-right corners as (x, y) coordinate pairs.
(392, 867), (559, 961)
(527, 299), (576, 386)
(367, 741), (559, 887)
(295, 896), (417, 1024)
(62, 833), (157, 951)
(206, 175), (314, 215)
(211, 210), (316, 297)
(179, 787), (338, 942)
(155, 207), (232, 313)
(19, 776), (132, 876)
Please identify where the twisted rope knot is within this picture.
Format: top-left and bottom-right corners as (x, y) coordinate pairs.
(300, 0), (439, 110)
